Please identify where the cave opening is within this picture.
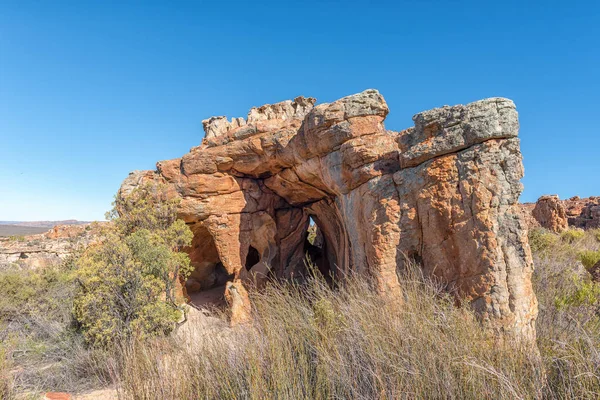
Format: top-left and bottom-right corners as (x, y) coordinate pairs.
(245, 246), (260, 271)
(185, 224), (231, 308)
(303, 216), (333, 285)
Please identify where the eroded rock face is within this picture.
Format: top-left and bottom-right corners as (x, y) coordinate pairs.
(532, 195), (568, 233)
(564, 196), (600, 229)
(120, 89), (537, 340)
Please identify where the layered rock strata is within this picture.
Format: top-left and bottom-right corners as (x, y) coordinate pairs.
(120, 89), (537, 340)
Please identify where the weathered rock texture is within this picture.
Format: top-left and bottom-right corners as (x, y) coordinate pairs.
(523, 196), (600, 231)
(564, 196), (600, 229)
(120, 89), (537, 340)
(531, 195), (568, 233)
(0, 224), (100, 270)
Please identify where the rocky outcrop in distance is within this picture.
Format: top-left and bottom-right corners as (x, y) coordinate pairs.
(120, 89), (538, 340)
(0, 224), (100, 270)
(523, 196), (600, 231)
(532, 195), (569, 233)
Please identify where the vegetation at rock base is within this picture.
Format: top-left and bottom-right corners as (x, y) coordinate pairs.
(0, 258), (112, 395)
(560, 228), (586, 243)
(3, 214), (600, 397)
(73, 183), (193, 347)
(529, 227), (559, 252)
(594, 228), (600, 242)
(114, 227), (600, 399)
(578, 249), (600, 269)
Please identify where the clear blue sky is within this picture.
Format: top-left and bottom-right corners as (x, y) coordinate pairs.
(1, 1), (598, 221)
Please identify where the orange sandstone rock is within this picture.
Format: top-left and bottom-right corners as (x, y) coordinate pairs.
(532, 195), (568, 233)
(225, 280), (251, 326)
(119, 89), (537, 341)
(523, 195), (600, 231)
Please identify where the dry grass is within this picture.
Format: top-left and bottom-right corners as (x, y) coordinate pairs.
(0, 346), (14, 399)
(3, 230), (600, 398)
(532, 228), (600, 398)
(114, 266), (545, 399)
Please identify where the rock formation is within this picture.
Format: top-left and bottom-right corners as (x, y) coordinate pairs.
(120, 89), (538, 340)
(531, 195), (568, 233)
(564, 196), (600, 229)
(523, 195), (600, 231)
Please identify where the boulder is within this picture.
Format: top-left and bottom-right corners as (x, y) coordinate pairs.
(532, 195), (568, 233)
(119, 89), (538, 341)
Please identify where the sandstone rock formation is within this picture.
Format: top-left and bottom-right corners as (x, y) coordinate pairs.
(531, 195), (568, 233)
(120, 89), (538, 340)
(564, 196), (600, 229)
(523, 195), (600, 231)
(0, 224), (100, 270)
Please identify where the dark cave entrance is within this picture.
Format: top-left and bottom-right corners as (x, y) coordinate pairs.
(185, 224), (231, 308)
(245, 246), (260, 271)
(303, 216), (333, 284)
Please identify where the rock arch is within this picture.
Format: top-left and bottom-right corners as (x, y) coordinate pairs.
(119, 89), (538, 340)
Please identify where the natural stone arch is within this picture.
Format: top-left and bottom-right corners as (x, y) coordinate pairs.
(119, 89), (538, 341)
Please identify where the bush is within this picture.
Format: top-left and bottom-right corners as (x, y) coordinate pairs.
(560, 228), (585, 243)
(73, 183), (193, 347)
(555, 279), (600, 308)
(578, 250), (600, 269)
(529, 228), (559, 252)
(0, 258), (112, 395)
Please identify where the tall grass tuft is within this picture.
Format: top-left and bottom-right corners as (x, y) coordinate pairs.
(115, 263), (547, 399)
(532, 228), (600, 398)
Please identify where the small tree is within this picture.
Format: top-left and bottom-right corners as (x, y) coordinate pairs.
(73, 183), (193, 347)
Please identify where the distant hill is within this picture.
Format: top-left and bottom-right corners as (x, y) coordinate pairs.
(0, 220), (91, 237)
(0, 220), (90, 228)
(0, 225), (50, 236)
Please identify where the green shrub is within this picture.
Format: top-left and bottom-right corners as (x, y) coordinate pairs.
(578, 250), (600, 269)
(529, 228), (558, 252)
(590, 228), (600, 243)
(0, 264), (73, 313)
(8, 235), (25, 242)
(560, 228), (585, 243)
(0, 259), (101, 394)
(27, 239), (41, 247)
(555, 280), (600, 308)
(73, 183), (193, 347)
